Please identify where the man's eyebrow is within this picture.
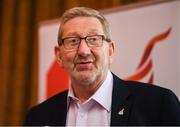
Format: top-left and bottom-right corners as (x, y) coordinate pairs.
(63, 29), (101, 37)
(63, 32), (79, 37)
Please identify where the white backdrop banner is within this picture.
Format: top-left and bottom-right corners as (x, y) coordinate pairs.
(38, 0), (180, 103)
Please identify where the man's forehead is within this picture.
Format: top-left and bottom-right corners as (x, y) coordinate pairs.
(63, 17), (101, 27)
(62, 17), (104, 37)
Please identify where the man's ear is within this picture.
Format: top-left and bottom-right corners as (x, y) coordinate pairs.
(54, 46), (64, 68)
(109, 41), (115, 64)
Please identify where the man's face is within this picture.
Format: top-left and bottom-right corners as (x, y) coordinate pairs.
(55, 17), (114, 85)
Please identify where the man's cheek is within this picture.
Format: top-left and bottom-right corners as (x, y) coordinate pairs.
(64, 59), (74, 69)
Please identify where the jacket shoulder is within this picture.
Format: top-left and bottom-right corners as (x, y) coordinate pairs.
(24, 90), (68, 126)
(30, 90), (68, 110)
(112, 73), (171, 96)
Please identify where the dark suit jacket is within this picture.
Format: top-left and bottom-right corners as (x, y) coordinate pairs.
(24, 74), (180, 126)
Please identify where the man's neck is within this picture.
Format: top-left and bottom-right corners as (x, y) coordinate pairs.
(71, 72), (108, 103)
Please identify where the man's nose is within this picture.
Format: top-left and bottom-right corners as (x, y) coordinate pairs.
(77, 39), (91, 56)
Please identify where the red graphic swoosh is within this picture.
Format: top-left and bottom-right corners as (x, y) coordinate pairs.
(126, 27), (171, 83)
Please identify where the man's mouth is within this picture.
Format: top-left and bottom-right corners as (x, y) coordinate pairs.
(76, 61), (93, 69)
(78, 61), (92, 64)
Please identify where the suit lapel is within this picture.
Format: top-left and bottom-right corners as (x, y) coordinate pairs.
(110, 74), (132, 126)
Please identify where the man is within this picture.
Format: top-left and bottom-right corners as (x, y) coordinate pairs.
(24, 7), (180, 126)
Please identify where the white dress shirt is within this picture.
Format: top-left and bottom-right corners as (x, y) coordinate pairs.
(66, 71), (113, 126)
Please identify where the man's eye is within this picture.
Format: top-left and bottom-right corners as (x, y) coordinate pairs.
(69, 38), (79, 43)
(87, 37), (98, 42)
(66, 38), (79, 47)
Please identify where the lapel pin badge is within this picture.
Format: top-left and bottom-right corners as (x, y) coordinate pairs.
(118, 108), (124, 115)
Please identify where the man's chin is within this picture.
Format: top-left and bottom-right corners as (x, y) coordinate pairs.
(73, 72), (95, 84)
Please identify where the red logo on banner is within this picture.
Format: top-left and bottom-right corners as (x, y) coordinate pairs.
(126, 28), (171, 83)
(46, 28), (171, 99)
(46, 60), (69, 99)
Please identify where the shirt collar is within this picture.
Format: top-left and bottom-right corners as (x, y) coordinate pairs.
(91, 71), (113, 112)
(67, 70), (113, 112)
